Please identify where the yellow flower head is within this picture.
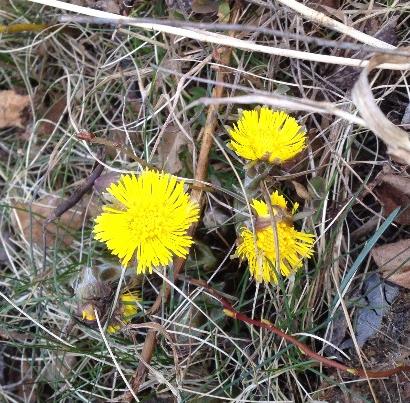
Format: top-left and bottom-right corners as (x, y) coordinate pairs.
(94, 169), (199, 274)
(81, 303), (96, 322)
(107, 292), (140, 334)
(228, 107), (306, 164)
(236, 191), (314, 284)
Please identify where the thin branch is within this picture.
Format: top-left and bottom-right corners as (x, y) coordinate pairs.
(128, 329), (156, 394)
(76, 130), (155, 169)
(44, 158), (104, 225)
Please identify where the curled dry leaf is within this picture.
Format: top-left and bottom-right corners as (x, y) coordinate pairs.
(94, 172), (121, 194)
(37, 96), (67, 137)
(12, 195), (88, 248)
(351, 52), (410, 164)
(166, 0), (219, 14)
(157, 124), (190, 174)
(373, 172), (410, 225)
(372, 239), (410, 289)
(0, 90), (30, 129)
(291, 180), (311, 201)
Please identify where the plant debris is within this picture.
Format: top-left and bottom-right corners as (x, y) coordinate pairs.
(372, 239), (410, 289)
(0, 89), (30, 129)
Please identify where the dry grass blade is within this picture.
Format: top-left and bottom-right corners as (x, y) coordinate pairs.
(192, 94), (366, 126)
(253, 0), (395, 49)
(29, 0), (410, 70)
(351, 52), (410, 164)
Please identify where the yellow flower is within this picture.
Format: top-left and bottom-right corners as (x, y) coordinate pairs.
(228, 107), (306, 164)
(235, 191), (314, 284)
(94, 169), (199, 274)
(81, 303), (96, 321)
(107, 292), (140, 334)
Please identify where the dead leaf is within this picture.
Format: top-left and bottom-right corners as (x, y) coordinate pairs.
(157, 124), (190, 174)
(203, 206), (230, 232)
(291, 181), (311, 201)
(12, 195), (86, 248)
(351, 52), (410, 164)
(319, 0), (340, 7)
(44, 353), (76, 383)
(327, 17), (398, 92)
(94, 172), (121, 194)
(372, 239), (410, 289)
(93, 0), (120, 13)
(192, 0), (219, 14)
(0, 90), (30, 129)
(373, 173), (410, 225)
(37, 96), (67, 136)
(166, 0), (218, 14)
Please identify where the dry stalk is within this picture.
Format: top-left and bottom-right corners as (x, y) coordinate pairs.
(0, 23), (49, 33)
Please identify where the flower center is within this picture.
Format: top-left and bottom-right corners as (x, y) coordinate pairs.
(127, 206), (167, 240)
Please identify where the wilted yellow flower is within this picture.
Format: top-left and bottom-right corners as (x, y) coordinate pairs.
(236, 191), (314, 283)
(107, 292), (140, 334)
(94, 169), (199, 274)
(81, 303), (96, 321)
(229, 107), (306, 164)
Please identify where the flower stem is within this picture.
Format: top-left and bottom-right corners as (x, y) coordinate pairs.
(186, 277), (410, 379)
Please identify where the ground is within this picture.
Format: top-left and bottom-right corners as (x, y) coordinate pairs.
(1, 0), (410, 402)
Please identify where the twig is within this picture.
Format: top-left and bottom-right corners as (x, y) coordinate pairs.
(185, 277), (410, 379)
(44, 160), (104, 225)
(115, 322), (182, 401)
(128, 329), (156, 394)
(42, 157), (104, 286)
(77, 130), (155, 169)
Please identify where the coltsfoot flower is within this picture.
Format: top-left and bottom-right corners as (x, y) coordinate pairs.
(107, 292), (140, 334)
(94, 169), (199, 274)
(236, 191), (314, 284)
(229, 107), (306, 164)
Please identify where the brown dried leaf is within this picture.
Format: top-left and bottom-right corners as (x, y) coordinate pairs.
(157, 125), (189, 174)
(94, 172), (121, 194)
(12, 195), (86, 248)
(374, 173), (410, 225)
(372, 239), (410, 289)
(192, 0), (219, 14)
(291, 180), (311, 201)
(326, 17), (398, 91)
(351, 52), (410, 164)
(37, 96), (67, 136)
(0, 90), (30, 129)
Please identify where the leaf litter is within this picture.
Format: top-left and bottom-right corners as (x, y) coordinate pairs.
(0, 89), (30, 129)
